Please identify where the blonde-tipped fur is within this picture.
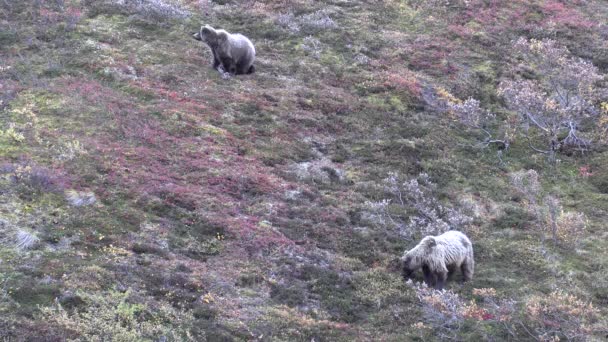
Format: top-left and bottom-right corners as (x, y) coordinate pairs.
(401, 231), (474, 289)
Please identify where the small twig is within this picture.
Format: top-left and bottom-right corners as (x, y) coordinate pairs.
(525, 135), (549, 154)
(518, 321), (541, 341)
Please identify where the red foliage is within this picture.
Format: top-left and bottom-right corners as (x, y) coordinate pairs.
(482, 312), (495, 321)
(383, 71), (422, 98)
(90, 126), (293, 250)
(58, 77), (131, 114)
(540, 1), (595, 29)
(447, 0), (594, 41)
(0, 161), (70, 192)
(207, 214), (295, 252)
(39, 8), (62, 22)
(130, 79), (210, 115)
(579, 165), (593, 178)
(51, 72), (302, 253)
(406, 37), (457, 76)
(38, 5), (83, 26)
(447, 24), (476, 39)
(207, 173), (278, 200)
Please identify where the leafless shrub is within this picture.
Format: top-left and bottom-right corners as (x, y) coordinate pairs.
(300, 9), (338, 32)
(408, 280), (466, 339)
(0, 219), (12, 249)
(421, 85), (452, 114)
(84, 0), (191, 22)
(353, 53), (370, 65)
(65, 189), (96, 207)
(510, 170), (587, 248)
(499, 38), (605, 162)
(525, 291), (603, 341)
(289, 158), (347, 185)
(423, 85), (514, 161)
(510, 169), (541, 199)
(449, 98), (513, 156)
(543, 196), (586, 247)
(15, 230), (40, 250)
(362, 199), (394, 229)
(407, 0), (473, 10)
(363, 172), (473, 239)
(398, 173), (472, 237)
(39, 289), (196, 340)
(446, 39), (606, 165)
(301, 36), (322, 59)
(409, 282), (525, 340)
(276, 13), (300, 33)
(407, 274), (606, 341)
(18, 168), (53, 191)
(2, 164), (61, 193)
(132, 0), (190, 21)
(0, 219), (39, 251)
(276, 9), (338, 34)
(54, 139), (86, 161)
(510, 169), (549, 248)
(556, 212), (586, 245)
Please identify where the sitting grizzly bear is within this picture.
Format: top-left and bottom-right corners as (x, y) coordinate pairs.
(192, 24), (256, 75)
(401, 230), (474, 290)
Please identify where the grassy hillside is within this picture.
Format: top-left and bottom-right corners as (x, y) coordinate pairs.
(1, 0), (607, 340)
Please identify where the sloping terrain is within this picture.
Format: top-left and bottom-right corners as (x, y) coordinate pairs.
(1, 0), (607, 340)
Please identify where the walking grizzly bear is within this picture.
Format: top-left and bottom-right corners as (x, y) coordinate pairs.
(401, 230), (474, 290)
(192, 24), (256, 75)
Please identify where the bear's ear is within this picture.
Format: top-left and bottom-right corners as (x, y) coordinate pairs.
(202, 25), (214, 34)
(216, 31), (229, 41)
(423, 237), (436, 249)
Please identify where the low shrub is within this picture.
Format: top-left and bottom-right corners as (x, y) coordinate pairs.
(84, 0), (190, 22)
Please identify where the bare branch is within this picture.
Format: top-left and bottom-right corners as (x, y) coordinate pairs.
(525, 135), (549, 154)
(499, 38), (603, 160)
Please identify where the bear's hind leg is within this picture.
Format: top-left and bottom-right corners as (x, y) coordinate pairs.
(235, 61), (255, 75)
(235, 61), (247, 75)
(461, 259), (474, 282)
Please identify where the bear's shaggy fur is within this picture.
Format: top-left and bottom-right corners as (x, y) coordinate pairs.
(401, 230), (474, 290)
(192, 25), (256, 75)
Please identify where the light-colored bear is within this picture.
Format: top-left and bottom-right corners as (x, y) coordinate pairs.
(192, 24), (256, 75)
(401, 230), (474, 290)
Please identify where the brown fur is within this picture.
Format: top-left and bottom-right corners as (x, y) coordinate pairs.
(192, 25), (256, 75)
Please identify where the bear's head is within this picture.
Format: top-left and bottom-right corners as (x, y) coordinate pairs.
(192, 25), (219, 45)
(402, 236), (436, 278)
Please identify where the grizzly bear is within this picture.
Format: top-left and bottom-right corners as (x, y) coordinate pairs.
(192, 24), (256, 75)
(401, 230), (474, 290)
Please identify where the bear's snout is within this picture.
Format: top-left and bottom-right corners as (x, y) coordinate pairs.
(402, 268), (414, 279)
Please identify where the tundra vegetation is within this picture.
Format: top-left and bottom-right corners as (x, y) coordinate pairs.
(0, 0), (607, 341)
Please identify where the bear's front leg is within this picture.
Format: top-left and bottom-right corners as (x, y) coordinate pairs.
(422, 265), (436, 288)
(461, 260), (474, 282)
(435, 271), (448, 290)
(402, 267), (413, 281)
(221, 57), (236, 75)
(211, 49), (222, 70)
